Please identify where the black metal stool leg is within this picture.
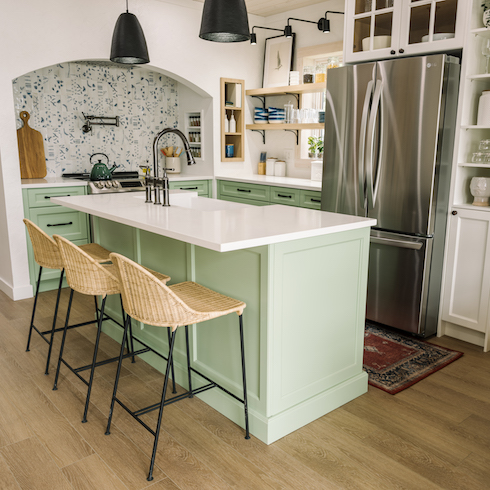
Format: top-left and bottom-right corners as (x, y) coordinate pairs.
(44, 269), (64, 375)
(82, 295), (107, 423)
(120, 295), (135, 363)
(185, 325), (193, 398)
(53, 288), (75, 391)
(26, 266), (43, 352)
(167, 328), (177, 394)
(105, 314), (131, 436)
(147, 329), (177, 482)
(238, 314), (250, 440)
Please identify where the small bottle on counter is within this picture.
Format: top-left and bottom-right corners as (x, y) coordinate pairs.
(224, 112), (229, 133)
(229, 111), (236, 133)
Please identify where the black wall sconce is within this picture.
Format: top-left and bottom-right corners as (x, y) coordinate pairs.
(284, 11), (344, 38)
(250, 26), (285, 45)
(318, 11), (345, 34)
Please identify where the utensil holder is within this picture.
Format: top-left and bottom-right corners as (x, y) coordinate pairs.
(166, 157), (181, 174)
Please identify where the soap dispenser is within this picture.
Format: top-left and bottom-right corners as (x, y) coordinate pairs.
(229, 110), (236, 133)
(224, 112), (229, 133)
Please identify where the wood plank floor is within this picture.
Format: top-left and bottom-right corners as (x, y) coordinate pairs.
(1, 288), (489, 489)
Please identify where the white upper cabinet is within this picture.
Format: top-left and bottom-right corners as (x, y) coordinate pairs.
(344, 0), (466, 63)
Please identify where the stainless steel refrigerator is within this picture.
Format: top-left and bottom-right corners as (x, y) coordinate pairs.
(321, 54), (460, 337)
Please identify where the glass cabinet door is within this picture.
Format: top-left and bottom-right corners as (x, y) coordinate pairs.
(405, 0), (458, 47)
(352, 0), (396, 55)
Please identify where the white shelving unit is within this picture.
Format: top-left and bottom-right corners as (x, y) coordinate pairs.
(184, 111), (202, 160)
(440, 0), (490, 351)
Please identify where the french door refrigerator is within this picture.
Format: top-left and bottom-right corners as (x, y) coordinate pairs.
(321, 54), (460, 337)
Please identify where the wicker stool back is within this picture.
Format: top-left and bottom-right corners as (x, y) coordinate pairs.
(23, 219), (111, 375)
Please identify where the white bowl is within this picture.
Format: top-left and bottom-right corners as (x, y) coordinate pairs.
(362, 35), (391, 51)
(421, 33), (455, 42)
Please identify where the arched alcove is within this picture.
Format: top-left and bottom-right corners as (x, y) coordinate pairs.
(12, 59), (213, 176)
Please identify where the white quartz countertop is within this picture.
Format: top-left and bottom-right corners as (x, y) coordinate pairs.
(51, 191), (375, 252)
(215, 173), (322, 191)
(20, 175), (214, 189)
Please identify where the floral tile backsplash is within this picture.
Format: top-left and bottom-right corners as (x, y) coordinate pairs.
(13, 62), (180, 176)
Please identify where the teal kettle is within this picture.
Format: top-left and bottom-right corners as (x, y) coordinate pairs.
(89, 153), (119, 181)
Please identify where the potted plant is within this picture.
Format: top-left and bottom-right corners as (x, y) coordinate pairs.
(308, 136), (324, 159)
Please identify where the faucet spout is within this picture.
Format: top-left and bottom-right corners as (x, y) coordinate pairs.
(152, 128), (196, 180)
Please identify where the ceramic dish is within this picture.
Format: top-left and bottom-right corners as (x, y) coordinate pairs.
(421, 33), (455, 42)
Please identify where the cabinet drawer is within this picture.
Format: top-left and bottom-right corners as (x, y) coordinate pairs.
(169, 180), (210, 197)
(220, 196), (270, 207)
(218, 180), (270, 202)
(29, 207), (88, 241)
(299, 190), (322, 210)
(270, 187), (300, 207)
(26, 186), (87, 208)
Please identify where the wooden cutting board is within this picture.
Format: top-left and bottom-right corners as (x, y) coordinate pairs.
(17, 111), (46, 179)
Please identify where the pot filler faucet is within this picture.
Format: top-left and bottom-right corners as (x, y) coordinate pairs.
(145, 128), (196, 206)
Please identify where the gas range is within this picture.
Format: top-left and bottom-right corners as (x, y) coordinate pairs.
(62, 171), (144, 194)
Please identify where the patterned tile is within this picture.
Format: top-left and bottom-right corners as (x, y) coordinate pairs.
(13, 62), (179, 176)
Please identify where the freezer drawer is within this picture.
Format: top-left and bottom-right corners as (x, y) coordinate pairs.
(366, 231), (433, 335)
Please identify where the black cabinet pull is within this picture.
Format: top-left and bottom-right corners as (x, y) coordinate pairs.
(278, 194), (292, 199)
(452, 210), (458, 216)
(47, 222), (73, 227)
(180, 186), (198, 190)
(311, 198), (321, 203)
(390, 50), (396, 55)
(399, 48), (405, 54)
(45, 194), (71, 199)
(237, 188), (251, 193)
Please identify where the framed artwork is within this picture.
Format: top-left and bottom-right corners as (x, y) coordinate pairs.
(262, 35), (295, 88)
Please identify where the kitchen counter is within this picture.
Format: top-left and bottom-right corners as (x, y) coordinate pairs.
(51, 191), (373, 252)
(51, 191), (374, 444)
(215, 173), (322, 191)
(20, 174), (215, 189)
(21, 173), (321, 191)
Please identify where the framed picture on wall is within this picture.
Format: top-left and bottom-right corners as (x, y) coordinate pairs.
(262, 35), (295, 88)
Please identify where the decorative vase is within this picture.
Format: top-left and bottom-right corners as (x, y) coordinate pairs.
(470, 177), (490, 206)
(484, 8), (490, 27)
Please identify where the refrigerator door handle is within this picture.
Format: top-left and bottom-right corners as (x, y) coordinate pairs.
(371, 236), (423, 250)
(358, 80), (374, 209)
(366, 79), (383, 209)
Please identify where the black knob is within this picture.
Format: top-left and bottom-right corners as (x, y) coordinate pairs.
(390, 50), (396, 55)
(399, 49), (405, 54)
(452, 210), (458, 215)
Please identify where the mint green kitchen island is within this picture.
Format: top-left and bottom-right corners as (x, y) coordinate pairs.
(52, 191), (375, 444)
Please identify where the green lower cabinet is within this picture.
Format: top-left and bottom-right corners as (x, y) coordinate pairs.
(23, 186), (90, 292)
(270, 186), (300, 207)
(217, 180), (321, 209)
(169, 179), (211, 197)
(300, 189), (322, 210)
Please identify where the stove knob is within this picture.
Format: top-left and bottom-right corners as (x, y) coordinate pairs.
(112, 180), (120, 188)
(104, 181), (112, 188)
(95, 182), (104, 189)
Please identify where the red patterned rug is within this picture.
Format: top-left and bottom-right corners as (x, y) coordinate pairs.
(363, 324), (463, 394)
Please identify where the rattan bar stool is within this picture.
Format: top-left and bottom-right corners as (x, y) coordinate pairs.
(52, 235), (171, 423)
(23, 218), (112, 375)
(105, 252), (250, 482)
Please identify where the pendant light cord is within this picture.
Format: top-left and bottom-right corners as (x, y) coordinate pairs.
(126, 0), (129, 13)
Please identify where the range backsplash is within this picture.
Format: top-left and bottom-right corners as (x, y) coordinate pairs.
(13, 61), (180, 176)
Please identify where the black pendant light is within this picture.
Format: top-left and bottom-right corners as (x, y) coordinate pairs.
(199, 0), (250, 43)
(110, 0), (149, 64)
